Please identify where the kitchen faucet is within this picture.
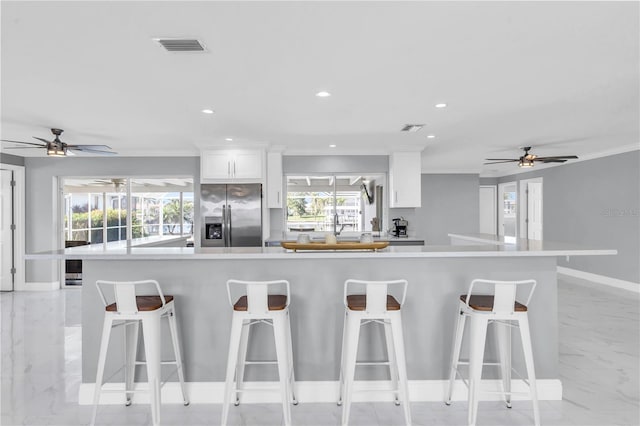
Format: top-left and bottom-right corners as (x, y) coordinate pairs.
(333, 214), (346, 236)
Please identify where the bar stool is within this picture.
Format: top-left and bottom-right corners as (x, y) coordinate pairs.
(91, 280), (188, 426)
(221, 279), (297, 426)
(445, 279), (539, 426)
(338, 279), (411, 426)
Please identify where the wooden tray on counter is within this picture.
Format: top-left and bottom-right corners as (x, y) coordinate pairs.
(280, 241), (389, 252)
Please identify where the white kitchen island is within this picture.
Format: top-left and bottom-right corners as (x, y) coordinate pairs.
(28, 239), (616, 405)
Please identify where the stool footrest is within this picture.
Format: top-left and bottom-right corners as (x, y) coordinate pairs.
(234, 386), (281, 392)
(455, 360), (503, 367)
(355, 361), (391, 366)
(243, 361), (278, 365)
(133, 360), (180, 366)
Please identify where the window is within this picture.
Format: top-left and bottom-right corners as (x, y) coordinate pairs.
(285, 174), (383, 235)
(63, 177), (193, 244)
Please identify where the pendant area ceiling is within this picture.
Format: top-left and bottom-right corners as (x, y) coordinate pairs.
(1, 1), (638, 176)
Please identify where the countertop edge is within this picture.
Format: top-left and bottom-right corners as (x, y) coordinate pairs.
(25, 248), (618, 260)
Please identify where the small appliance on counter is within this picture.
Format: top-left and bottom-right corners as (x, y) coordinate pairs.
(392, 217), (408, 238)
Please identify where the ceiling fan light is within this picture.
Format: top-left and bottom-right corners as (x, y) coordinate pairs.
(47, 146), (66, 157)
(518, 159), (534, 168)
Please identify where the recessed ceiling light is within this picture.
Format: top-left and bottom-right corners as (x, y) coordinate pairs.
(316, 91), (331, 98)
(435, 103), (447, 108)
(202, 109), (214, 114)
(329, 144), (337, 148)
(427, 135), (436, 139)
(225, 138), (233, 141)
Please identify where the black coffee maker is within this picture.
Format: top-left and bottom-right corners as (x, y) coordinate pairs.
(392, 218), (408, 238)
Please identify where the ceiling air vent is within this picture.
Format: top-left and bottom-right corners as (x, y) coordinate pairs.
(401, 124), (424, 132)
(154, 38), (206, 52)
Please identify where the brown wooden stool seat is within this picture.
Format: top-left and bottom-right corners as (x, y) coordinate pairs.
(346, 294), (401, 311)
(105, 295), (174, 312)
(233, 294), (288, 311)
(460, 294), (527, 312)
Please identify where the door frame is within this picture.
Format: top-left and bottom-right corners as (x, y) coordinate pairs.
(519, 177), (543, 240)
(0, 163), (25, 291)
(497, 181), (518, 238)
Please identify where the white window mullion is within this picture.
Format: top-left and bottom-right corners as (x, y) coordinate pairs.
(179, 192), (184, 236)
(158, 197), (162, 236)
(87, 193), (92, 243)
(126, 180), (132, 246)
(102, 192), (107, 243)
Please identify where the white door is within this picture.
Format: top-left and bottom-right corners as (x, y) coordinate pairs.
(1, 169), (14, 291)
(479, 186), (497, 235)
(527, 182), (543, 240)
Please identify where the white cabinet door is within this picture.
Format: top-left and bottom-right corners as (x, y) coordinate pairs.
(389, 152), (421, 208)
(233, 151), (263, 179)
(267, 152), (283, 208)
(201, 150), (263, 181)
(201, 151), (233, 180)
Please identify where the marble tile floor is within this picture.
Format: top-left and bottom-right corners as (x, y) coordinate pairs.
(1, 277), (638, 426)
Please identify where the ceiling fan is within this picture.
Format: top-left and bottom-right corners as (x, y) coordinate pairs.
(94, 178), (126, 191)
(485, 146), (578, 168)
(1, 128), (116, 157)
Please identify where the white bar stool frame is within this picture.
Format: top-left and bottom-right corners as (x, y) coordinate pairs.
(221, 279), (297, 426)
(91, 280), (188, 426)
(445, 279), (540, 426)
(338, 279), (412, 426)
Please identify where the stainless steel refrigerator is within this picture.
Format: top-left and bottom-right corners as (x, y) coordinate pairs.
(200, 184), (262, 247)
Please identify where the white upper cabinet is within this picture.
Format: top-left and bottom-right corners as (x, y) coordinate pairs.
(266, 151), (283, 208)
(389, 152), (422, 208)
(201, 149), (263, 182)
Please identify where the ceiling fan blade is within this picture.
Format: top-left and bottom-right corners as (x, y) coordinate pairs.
(1, 139), (46, 147)
(3, 146), (45, 149)
(537, 159), (567, 163)
(534, 155), (578, 160)
(33, 136), (52, 144)
(68, 147), (117, 155)
(484, 160), (519, 164)
(485, 158), (518, 161)
(66, 144), (113, 150)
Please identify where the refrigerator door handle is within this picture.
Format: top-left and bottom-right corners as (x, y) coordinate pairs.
(228, 205), (232, 246)
(222, 205), (227, 246)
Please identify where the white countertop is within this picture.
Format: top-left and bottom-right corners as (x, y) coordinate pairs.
(27, 235), (617, 260)
(448, 233), (520, 245)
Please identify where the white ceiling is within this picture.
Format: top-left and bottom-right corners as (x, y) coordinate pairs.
(1, 1), (638, 176)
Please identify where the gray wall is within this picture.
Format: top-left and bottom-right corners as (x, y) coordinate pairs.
(392, 174), (480, 244)
(24, 156), (198, 282)
(479, 177), (498, 185)
(498, 151), (640, 283)
(1, 153), (25, 166)
(283, 155), (388, 174)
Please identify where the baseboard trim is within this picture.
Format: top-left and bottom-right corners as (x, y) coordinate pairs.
(22, 281), (60, 291)
(557, 266), (639, 293)
(79, 379), (562, 405)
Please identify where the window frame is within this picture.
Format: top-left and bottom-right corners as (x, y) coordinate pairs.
(284, 173), (387, 238)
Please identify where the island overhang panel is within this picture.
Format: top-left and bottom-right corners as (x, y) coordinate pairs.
(81, 255), (558, 384)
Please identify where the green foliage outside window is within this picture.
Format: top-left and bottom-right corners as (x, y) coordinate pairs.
(71, 209), (143, 242)
(163, 200), (194, 234)
(287, 197), (307, 217)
